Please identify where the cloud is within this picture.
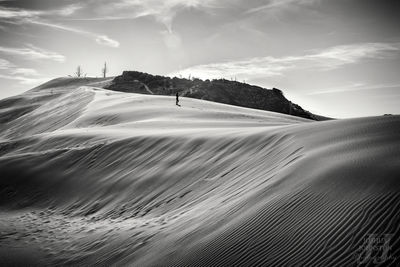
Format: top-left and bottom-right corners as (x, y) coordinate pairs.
(99, 0), (222, 32)
(307, 42), (399, 69)
(171, 57), (290, 80)
(1, 0), (217, 49)
(0, 57), (44, 85)
(0, 58), (13, 69)
(1, 0), (219, 49)
(57, 4), (83, 16)
(245, 0), (320, 14)
(0, 4), (82, 19)
(11, 68), (39, 76)
(0, 73), (48, 84)
(0, 6), (42, 19)
(95, 0), (203, 50)
(96, 35), (120, 48)
(0, 45), (65, 62)
(0, 4), (119, 48)
(28, 20), (120, 48)
(171, 42), (400, 80)
(308, 83), (400, 95)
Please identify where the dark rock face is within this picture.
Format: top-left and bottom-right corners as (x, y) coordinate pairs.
(107, 71), (322, 120)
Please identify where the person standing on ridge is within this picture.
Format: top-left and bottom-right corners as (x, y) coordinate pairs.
(176, 92), (180, 106)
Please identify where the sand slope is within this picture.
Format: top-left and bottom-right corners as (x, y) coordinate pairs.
(0, 78), (399, 266)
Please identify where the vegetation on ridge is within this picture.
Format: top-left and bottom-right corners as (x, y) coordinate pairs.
(106, 71), (324, 120)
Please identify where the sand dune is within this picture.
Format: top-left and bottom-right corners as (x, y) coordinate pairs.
(0, 78), (399, 266)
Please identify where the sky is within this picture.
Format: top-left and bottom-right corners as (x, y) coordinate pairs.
(0, 0), (399, 118)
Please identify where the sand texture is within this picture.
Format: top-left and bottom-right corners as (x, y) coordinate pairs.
(0, 78), (399, 266)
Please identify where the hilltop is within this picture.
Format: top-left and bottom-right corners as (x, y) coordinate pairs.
(106, 71), (327, 120)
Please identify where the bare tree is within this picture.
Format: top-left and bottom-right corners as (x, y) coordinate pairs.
(75, 65), (83, 78)
(102, 62), (108, 78)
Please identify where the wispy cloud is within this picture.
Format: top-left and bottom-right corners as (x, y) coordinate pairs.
(0, 4), (119, 48)
(0, 45), (65, 62)
(2, 0), (220, 50)
(0, 6), (42, 19)
(10, 67), (39, 76)
(0, 4), (82, 19)
(306, 42), (399, 69)
(26, 19), (119, 48)
(0, 73), (48, 84)
(0, 58), (13, 69)
(172, 42), (400, 79)
(95, 35), (120, 48)
(0, 57), (45, 85)
(57, 4), (83, 16)
(88, 0), (221, 50)
(103, 0), (221, 32)
(245, 0), (320, 14)
(308, 83), (400, 95)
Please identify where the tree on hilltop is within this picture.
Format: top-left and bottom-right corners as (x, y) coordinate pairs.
(75, 65), (83, 78)
(102, 62), (108, 78)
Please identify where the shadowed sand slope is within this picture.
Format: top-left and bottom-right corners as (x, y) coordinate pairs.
(0, 80), (399, 266)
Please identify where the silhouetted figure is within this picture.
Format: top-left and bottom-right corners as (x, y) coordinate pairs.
(176, 92), (180, 106)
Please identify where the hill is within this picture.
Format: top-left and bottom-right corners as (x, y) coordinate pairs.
(106, 71), (327, 120)
(0, 78), (399, 266)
